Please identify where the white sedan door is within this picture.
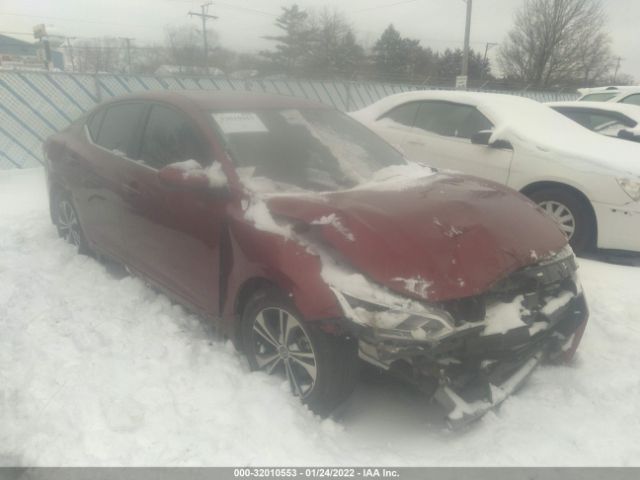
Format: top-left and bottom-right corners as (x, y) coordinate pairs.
(364, 101), (420, 155)
(394, 101), (513, 184)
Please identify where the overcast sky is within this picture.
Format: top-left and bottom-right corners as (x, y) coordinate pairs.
(1, 0), (638, 80)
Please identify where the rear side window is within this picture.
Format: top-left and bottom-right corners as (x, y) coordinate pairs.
(139, 105), (206, 170)
(87, 109), (105, 141)
(379, 102), (419, 127)
(621, 94), (640, 106)
(96, 103), (147, 156)
(554, 108), (635, 133)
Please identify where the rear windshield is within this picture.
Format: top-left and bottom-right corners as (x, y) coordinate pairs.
(210, 108), (405, 192)
(579, 93), (618, 102)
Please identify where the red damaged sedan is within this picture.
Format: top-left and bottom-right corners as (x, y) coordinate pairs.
(44, 91), (588, 427)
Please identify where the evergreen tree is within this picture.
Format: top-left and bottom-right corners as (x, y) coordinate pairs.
(262, 4), (316, 75)
(307, 10), (364, 78)
(372, 24), (421, 81)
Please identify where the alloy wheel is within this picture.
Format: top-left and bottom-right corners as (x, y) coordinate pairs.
(539, 200), (576, 240)
(57, 199), (82, 249)
(251, 307), (318, 398)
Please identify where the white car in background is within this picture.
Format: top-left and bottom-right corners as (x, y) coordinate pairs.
(577, 86), (640, 105)
(548, 101), (640, 143)
(352, 90), (640, 254)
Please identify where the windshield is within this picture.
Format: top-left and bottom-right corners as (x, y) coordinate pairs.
(579, 92), (618, 102)
(210, 108), (405, 192)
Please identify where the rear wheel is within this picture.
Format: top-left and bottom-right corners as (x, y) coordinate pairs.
(241, 288), (358, 416)
(52, 191), (90, 254)
(528, 187), (593, 254)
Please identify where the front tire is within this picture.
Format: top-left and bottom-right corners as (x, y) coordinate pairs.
(241, 288), (358, 417)
(528, 188), (593, 254)
(52, 191), (90, 255)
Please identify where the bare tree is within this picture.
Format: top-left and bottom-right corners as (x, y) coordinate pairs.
(307, 8), (364, 78)
(165, 24), (219, 74)
(498, 0), (614, 88)
(73, 37), (126, 73)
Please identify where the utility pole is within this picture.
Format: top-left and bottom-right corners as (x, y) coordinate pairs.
(613, 56), (623, 84)
(65, 37), (76, 72)
(481, 42), (498, 81)
(120, 37), (134, 73)
(461, 0), (473, 79)
(189, 2), (217, 75)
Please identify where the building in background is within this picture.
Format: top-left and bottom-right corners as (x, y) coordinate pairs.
(0, 34), (64, 70)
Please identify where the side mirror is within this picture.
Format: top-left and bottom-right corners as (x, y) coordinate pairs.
(618, 129), (640, 142)
(618, 129), (633, 140)
(158, 161), (211, 191)
(471, 130), (513, 150)
(490, 139), (513, 150)
(471, 130), (492, 145)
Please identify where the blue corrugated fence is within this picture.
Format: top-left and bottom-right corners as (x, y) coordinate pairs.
(0, 71), (578, 169)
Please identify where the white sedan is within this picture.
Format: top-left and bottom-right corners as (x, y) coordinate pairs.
(352, 90), (640, 254)
(548, 101), (640, 143)
(578, 86), (640, 105)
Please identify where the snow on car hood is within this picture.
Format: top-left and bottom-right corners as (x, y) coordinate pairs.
(265, 172), (568, 302)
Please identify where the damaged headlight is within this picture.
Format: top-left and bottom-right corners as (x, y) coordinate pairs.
(332, 289), (455, 342)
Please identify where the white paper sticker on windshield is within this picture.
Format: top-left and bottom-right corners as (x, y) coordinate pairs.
(212, 112), (268, 134)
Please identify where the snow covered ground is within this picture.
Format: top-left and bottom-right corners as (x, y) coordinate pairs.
(1, 168), (640, 467)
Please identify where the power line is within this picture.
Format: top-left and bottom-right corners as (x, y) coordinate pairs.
(188, 2), (217, 75)
(214, 3), (278, 18)
(0, 11), (159, 30)
(352, 0), (421, 14)
(167, 0), (278, 17)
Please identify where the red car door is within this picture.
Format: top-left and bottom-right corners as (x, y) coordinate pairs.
(115, 103), (226, 316)
(69, 102), (150, 259)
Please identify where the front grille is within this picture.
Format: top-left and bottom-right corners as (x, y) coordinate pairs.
(490, 253), (577, 297)
(443, 251), (578, 325)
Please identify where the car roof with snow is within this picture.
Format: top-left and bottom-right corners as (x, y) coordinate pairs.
(97, 90), (330, 112)
(354, 90), (640, 176)
(353, 90), (547, 120)
(577, 86), (640, 102)
(547, 101), (640, 122)
(578, 86), (640, 95)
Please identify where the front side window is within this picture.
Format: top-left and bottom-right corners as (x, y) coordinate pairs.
(87, 109), (105, 142)
(211, 108), (405, 192)
(139, 105), (206, 170)
(621, 94), (640, 106)
(95, 103), (146, 157)
(414, 101), (493, 139)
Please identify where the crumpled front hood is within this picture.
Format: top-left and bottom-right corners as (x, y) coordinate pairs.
(266, 173), (568, 302)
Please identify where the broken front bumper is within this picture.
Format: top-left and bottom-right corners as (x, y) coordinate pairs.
(353, 286), (589, 428)
(330, 247), (589, 427)
(435, 350), (543, 429)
